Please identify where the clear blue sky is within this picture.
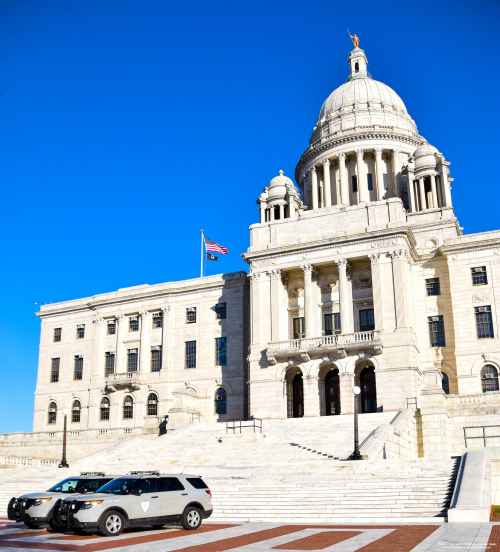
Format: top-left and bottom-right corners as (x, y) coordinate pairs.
(1, 0), (499, 432)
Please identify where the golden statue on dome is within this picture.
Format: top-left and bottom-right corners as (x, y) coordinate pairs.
(347, 29), (360, 49)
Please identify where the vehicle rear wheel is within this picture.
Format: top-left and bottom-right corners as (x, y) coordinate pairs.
(47, 514), (63, 532)
(181, 507), (202, 530)
(99, 510), (125, 537)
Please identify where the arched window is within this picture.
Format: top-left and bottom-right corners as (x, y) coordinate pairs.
(100, 397), (110, 421)
(441, 373), (450, 395)
(71, 400), (81, 423)
(48, 402), (57, 425)
(147, 393), (158, 416)
(360, 366), (377, 413)
(355, 62), (359, 73)
(215, 388), (227, 414)
(481, 365), (499, 393)
(123, 396), (134, 419)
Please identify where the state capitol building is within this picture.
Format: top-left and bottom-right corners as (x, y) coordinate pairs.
(34, 44), (500, 458)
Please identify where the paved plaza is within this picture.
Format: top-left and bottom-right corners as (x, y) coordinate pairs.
(0, 519), (498, 552)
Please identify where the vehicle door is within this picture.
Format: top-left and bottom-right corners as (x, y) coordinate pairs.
(128, 478), (160, 521)
(159, 478), (187, 516)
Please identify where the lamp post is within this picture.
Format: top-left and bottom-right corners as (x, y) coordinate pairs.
(349, 386), (363, 460)
(59, 408), (70, 468)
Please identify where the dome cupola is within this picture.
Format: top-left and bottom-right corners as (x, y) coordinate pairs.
(256, 170), (304, 224)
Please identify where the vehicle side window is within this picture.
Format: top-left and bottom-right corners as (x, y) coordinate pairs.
(85, 479), (111, 493)
(186, 477), (208, 489)
(159, 478), (184, 492)
(134, 478), (158, 494)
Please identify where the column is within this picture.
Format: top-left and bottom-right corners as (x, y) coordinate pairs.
(269, 206), (275, 221)
(303, 375), (320, 417)
(332, 162), (340, 205)
(335, 259), (353, 334)
(355, 149), (368, 202)
(373, 148), (384, 201)
(439, 160), (452, 207)
(289, 197), (296, 218)
(391, 149), (401, 198)
(92, 318), (105, 377)
(279, 204), (284, 220)
(139, 311), (151, 372)
(270, 269), (282, 342)
(311, 167), (318, 210)
(161, 306), (170, 370)
(338, 153), (349, 206)
(369, 253), (384, 331)
(322, 159), (332, 207)
(115, 314), (126, 374)
(301, 264), (313, 338)
(260, 203), (266, 223)
(407, 172), (416, 212)
(339, 372), (354, 415)
(418, 177), (426, 210)
(390, 250), (411, 329)
(250, 271), (261, 343)
(430, 174), (438, 209)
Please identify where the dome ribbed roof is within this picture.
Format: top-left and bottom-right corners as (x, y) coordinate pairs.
(413, 142), (438, 159)
(269, 170), (294, 189)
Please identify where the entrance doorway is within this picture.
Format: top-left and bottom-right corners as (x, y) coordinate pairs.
(325, 369), (340, 415)
(292, 373), (304, 418)
(360, 366), (377, 413)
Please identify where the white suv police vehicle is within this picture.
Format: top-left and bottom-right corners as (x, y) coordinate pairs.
(55, 471), (213, 536)
(8, 473), (117, 530)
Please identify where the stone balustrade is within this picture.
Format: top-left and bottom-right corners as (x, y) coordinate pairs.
(0, 456), (59, 468)
(0, 427), (144, 443)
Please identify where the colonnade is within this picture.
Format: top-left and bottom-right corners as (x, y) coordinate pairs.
(409, 172), (448, 212)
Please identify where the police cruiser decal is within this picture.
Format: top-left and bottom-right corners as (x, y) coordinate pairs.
(190, 491), (206, 495)
(134, 502), (157, 512)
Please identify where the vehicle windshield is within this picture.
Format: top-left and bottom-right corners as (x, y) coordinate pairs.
(97, 478), (139, 495)
(47, 478), (85, 493)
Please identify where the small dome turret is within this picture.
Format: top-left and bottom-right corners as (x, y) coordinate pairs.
(256, 170), (304, 224)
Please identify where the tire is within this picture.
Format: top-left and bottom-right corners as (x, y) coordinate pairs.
(151, 524), (165, 529)
(24, 523), (40, 529)
(99, 510), (125, 537)
(181, 507), (202, 530)
(47, 514), (63, 532)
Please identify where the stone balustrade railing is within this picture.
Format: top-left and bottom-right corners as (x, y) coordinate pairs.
(446, 393), (500, 407)
(1, 456), (59, 468)
(0, 427), (144, 442)
(269, 331), (377, 351)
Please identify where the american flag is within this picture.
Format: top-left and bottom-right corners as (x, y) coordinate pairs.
(204, 237), (229, 255)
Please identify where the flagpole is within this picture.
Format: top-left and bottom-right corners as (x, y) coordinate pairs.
(200, 229), (204, 278)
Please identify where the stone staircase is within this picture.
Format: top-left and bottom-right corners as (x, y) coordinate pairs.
(0, 412), (461, 522)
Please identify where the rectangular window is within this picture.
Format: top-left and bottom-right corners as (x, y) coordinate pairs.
(186, 308), (196, 324)
(129, 316), (139, 332)
(475, 306), (494, 339)
(105, 352), (115, 376)
(215, 337), (227, 366)
(359, 309), (375, 331)
(53, 328), (62, 342)
(293, 317), (305, 339)
(383, 174), (387, 190)
(74, 356), (83, 380)
(367, 174), (373, 191)
(425, 278), (441, 296)
(428, 315), (446, 347)
(324, 313), (341, 336)
(151, 347), (162, 372)
(127, 349), (138, 372)
(215, 303), (227, 320)
(51, 358), (60, 383)
(351, 175), (358, 193)
(185, 341), (196, 369)
(152, 313), (163, 329)
(107, 320), (116, 335)
(471, 266), (487, 286)
(76, 324), (85, 339)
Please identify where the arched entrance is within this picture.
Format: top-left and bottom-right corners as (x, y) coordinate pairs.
(292, 373), (304, 418)
(325, 369), (340, 415)
(360, 366), (377, 413)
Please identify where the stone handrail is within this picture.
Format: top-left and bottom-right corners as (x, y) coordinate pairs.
(1, 456), (59, 468)
(0, 427), (144, 442)
(109, 372), (139, 381)
(446, 393), (500, 407)
(268, 331), (377, 351)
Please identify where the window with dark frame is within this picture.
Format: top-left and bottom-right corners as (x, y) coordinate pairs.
(129, 316), (139, 332)
(72, 400), (81, 423)
(383, 174), (387, 190)
(48, 402), (57, 424)
(51, 358), (60, 383)
(215, 337), (227, 366)
(105, 352), (115, 376)
(475, 306), (494, 339)
(186, 308), (196, 324)
(426, 278), (441, 296)
(351, 175), (358, 193)
(151, 347), (162, 372)
(74, 356), (83, 381)
(185, 341), (196, 369)
(107, 321), (116, 335)
(123, 397), (133, 419)
(367, 174), (373, 191)
(215, 387), (227, 414)
(471, 266), (488, 286)
(359, 309), (375, 331)
(100, 397), (110, 421)
(293, 317), (305, 339)
(324, 313), (341, 335)
(127, 349), (138, 372)
(152, 313), (163, 329)
(441, 373), (450, 395)
(215, 303), (227, 320)
(54, 328), (62, 342)
(147, 393), (158, 416)
(76, 324), (85, 339)
(481, 365), (499, 393)
(428, 315), (446, 347)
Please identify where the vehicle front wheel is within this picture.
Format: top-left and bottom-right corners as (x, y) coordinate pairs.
(99, 511), (125, 537)
(181, 507), (202, 530)
(47, 514), (63, 532)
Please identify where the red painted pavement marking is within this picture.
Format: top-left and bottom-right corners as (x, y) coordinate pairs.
(273, 531), (362, 550)
(0, 530), (50, 539)
(489, 525), (500, 550)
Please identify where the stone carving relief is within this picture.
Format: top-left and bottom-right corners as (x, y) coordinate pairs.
(320, 274), (339, 295)
(353, 268), (372, 290)
(288, 279), (304, 299)
(150, 337), (161, 343)
(370, 239), (398, 249)
(473, 293), (490, 302)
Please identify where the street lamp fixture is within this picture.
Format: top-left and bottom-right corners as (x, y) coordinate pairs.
(59, 408), (70, 468)
(349, 385), (363, 460)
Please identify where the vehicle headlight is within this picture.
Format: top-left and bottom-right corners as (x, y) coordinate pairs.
(33, 498), (52, 507)
(81, 500), (103, 510)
